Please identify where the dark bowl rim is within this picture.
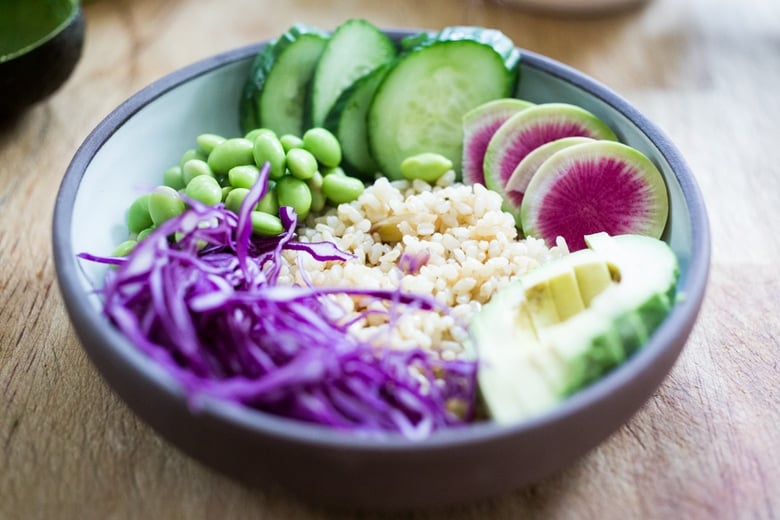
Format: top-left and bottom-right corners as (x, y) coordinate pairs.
(53, 30), (711, 452)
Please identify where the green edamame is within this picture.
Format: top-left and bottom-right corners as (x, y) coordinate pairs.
(163, 165), (185, 190)
(252, 133), (286, 179)
(181, 159), (215, 186)
(224, 187), (250, 214)
(148, 186), (185, 225)
(286, 148), (318, 180)
(256, 187), (279, 215)
(112, 239), (137, 257)
(303, 127), (341, 168)
(185, 175), (222, 206)
(221, 186), (232, 202)
(306, 170), (324, 191)
(127, 193), (153, 234)
(309, 188), (326, 213)
(179, 148), (207, 171)
(400, 152), (453, 183)
(245, 128), (276, 143)
(276, 176), (312, 220)
(250, 211), (284, 237)
(136, 227), (155, 242)
(322, 166), (346, 177)
(207, 138), (254, 174)
(228, 164), (260, 189)
(322, 174), (365, 204)
(279, 134), (304, 152)
(196, 133), (226, 155)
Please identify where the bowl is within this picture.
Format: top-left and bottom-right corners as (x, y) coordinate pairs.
(0, 0), (85, 116)
(52, 30), (710, 510)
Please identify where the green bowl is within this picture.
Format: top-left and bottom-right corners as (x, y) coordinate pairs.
(0, 0), (85, 115)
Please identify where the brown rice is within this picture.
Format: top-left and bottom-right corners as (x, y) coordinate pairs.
(279, 170), (568, 359)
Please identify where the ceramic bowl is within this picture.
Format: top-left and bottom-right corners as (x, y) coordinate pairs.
(53, 31), (710, 510)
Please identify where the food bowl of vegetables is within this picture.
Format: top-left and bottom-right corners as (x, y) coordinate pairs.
(53, 21), (710, 509)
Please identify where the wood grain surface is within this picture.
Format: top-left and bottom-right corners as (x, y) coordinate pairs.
(1, 0), (778, 518)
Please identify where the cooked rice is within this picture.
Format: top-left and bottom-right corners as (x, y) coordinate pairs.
(279, 170), (568, 359)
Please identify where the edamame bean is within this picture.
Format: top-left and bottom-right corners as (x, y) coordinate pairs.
(309, 188), (326, 213)
(228, 164), (260, 189)
(136, 227), (155, 242)
(185, 175), (222, 206)
(148, 186), (185, 225)
(127, 193), (153, 234)
(252, 133), (286, 179)
(163, 165), (185, 190)
(224, 187), (250, 214)
(279, 134), (304, 152)
(179, 148), (207, 171)
(245, 128), (276, 142)
(207, 138), (254, 174)
(303, 127), (341, 168)
(112, 239), (137, 257)
(286, 148), (318, 180)
(181, 159), (215, 186)
(322, 174), (365, 204)
(322, 166), (345, 177)
(196, 133), (226, 155)
(250, 211), (284, 237)
(306, 170), (324, 191)
(276, 176), (312, 220)
(221, 186), (233, 202)
(400, 152), (453, 183)
(256, 187), (279, 215)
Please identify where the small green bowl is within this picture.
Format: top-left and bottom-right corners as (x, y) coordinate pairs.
(0, 0), (85, 115)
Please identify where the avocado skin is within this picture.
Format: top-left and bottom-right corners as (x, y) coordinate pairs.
(0, 7), (84, 116)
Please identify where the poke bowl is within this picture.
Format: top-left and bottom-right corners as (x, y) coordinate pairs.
(52, 23), (710, 510)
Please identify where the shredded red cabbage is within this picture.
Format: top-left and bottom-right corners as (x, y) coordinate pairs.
(80, 163), (478, 439)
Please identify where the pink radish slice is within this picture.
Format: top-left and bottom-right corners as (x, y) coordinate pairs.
(503, 136), (595, 224)
(461, 98), (534, 185)
(520, 141), (669, 251)
(483, 103), (618, 196)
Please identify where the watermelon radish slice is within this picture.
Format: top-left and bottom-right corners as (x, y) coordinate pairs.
(520, 141), (669, 251)
(503, 136), (594, 224)
(461, 98), (534, 185)
(483, 103), (618, 196)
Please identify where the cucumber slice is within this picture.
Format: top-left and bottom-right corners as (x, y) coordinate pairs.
(368, 39), (515, 180)
(239, 24), (328, 136)
(401, 25), (521, 85)
(308, 19), (397, 129)
(323, 63), (390, 178)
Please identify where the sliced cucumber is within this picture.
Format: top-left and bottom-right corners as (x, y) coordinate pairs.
(401, 26), (521, 86)
(239, 24), (328, 136)
(368, 39), (515, 180)
(323, 63), (390, 178)
(308, 19), (397, 129)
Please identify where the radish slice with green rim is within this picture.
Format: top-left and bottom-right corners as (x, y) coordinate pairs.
(503, 136), (595, 224)
(483, 103), (619, 196)
(520, 140), (669, 251)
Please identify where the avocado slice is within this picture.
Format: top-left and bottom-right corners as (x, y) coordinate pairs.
(471, 232), (679, 424)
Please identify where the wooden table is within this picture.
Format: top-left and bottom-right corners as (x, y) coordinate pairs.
(2, 0), (778, 517)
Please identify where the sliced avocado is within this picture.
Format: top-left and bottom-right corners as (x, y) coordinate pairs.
(471, 232), (678, 424)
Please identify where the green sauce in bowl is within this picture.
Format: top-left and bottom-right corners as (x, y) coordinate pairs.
(0, 0), (84, 115)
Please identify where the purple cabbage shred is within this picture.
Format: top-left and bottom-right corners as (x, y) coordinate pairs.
(80, 163), (478, 439)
